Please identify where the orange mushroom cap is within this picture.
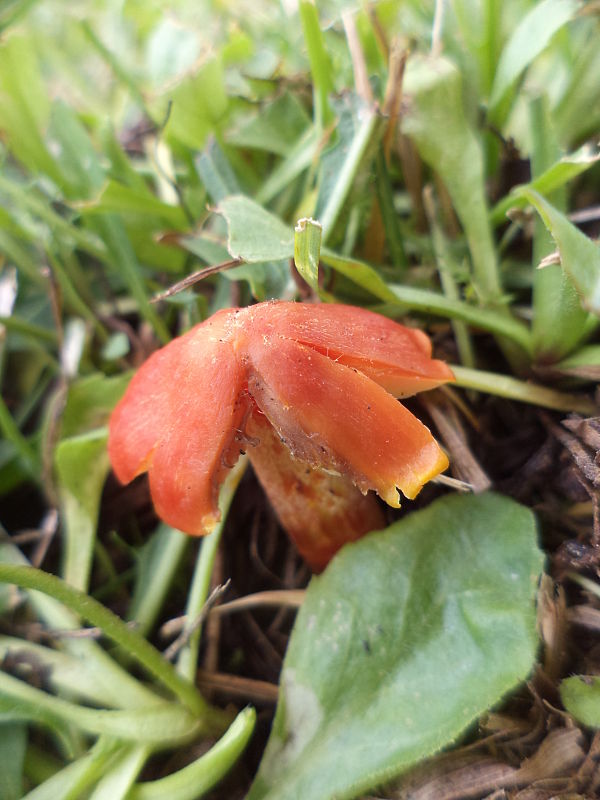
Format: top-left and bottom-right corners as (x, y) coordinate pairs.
(108, 301), (454, 536)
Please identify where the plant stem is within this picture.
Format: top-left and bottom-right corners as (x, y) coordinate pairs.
(176, 458), (247, 682)
(388, 286), (532, 355)
(451, 365), (597, 414)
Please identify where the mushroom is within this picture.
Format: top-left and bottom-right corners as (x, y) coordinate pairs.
(108, 302), (454, 570)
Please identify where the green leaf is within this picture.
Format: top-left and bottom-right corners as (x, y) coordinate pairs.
(21, 739), (120, 800)
(227, 92), (310, 156)
(55, 429), (110, 592)
(216, 195), (294, 262)
(0, 670), (201, 743)
(46, 100), (105, 196)
(255, 127), (318, 206)
(60, 373), (131, 439)
(127, 707), (256, 800)
(145, 18), (200, 85)
(0, 722), (26, 800)
(294, 218), (321, 290)
(0, 636), (130, 709)
(320, 251), (533, 354)
(403, 55), (500, 301)
(249, 492), (543, 800)
(88, 745), (148, 800)
(520, 189), (600, 317)
(555, 344), (600, 380)
(319, 249), (397, 303)
(314, 96), (380, 243)
(101, 332), (130, 361)
(80, 181), (188, 229)
(0, 563), (223, 723)
(488, 0), (579, 118)
(299, 0), (334, 130)
(195, 138), (241, 204)
(0, 35), (61, 184)
(527, 98), (593, 362)
(490, 145), (600, 226)
(128, 524), (188, 637)
(180, 232), (290, 300)
(150, 56), (228, 151)
(561, 675), (600, 728)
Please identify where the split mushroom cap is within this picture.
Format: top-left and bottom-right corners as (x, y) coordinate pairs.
(108, 301), (454, 537)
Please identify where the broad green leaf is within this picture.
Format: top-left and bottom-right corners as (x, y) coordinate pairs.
(561, 675), (600, 728)
(55, 429), (110, 592)
(150, 56), (228, 151)
(249, 492), (543, 800)
(520, 189), (600, 317)
(0, 722), (26, 800)
(216, 195), (294, 262)
(488, 0), (579, 118)
(403, 55), (500, 301)
(60, 372), (130, 439)
(227, 92), (310, 156)
(179, 232), (290, 300)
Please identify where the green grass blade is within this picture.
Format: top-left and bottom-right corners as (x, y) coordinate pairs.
(0, 563), (226, 727)
(403, 55), (501, 302)
(299, 1), (334, 130)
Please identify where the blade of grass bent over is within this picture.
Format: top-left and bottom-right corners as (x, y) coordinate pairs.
(528, 95), (591, 362)
(520, 189), (600, 319)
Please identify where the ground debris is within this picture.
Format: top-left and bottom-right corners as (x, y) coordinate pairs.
(380, 727), (587, 800)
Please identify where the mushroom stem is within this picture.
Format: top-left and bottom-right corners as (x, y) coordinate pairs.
(245, 410), (386, 572)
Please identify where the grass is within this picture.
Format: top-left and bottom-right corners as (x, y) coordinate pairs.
(1, 0), (600, 798)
